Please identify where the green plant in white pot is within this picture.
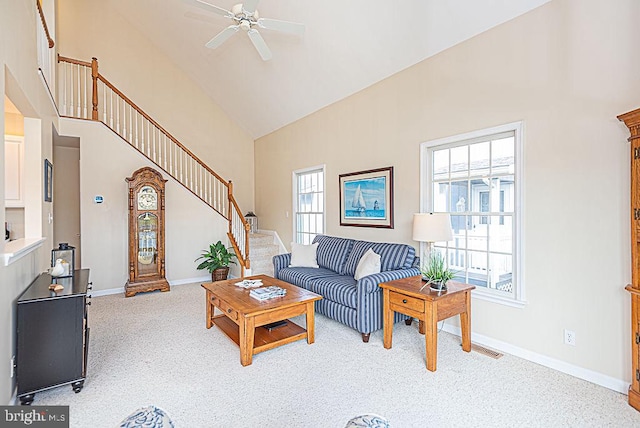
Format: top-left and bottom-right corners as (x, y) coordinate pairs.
(420, 252), (455, 292)
(195, 241), (237, 282)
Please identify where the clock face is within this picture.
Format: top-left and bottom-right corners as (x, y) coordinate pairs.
(137, 186), (158, 210)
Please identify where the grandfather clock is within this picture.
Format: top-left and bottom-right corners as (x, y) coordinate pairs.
(125, 167), (170, 297)
(619, 107), (640, 412)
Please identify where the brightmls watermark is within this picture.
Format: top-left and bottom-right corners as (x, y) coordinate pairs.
(0, 406), (68, 427)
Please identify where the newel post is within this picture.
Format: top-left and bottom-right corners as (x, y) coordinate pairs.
(91, 57), (99, 121)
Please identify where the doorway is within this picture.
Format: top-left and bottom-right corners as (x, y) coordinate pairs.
(52, 127), (81, 268)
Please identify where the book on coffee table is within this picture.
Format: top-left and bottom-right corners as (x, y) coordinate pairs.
(249, 286), (287, 301)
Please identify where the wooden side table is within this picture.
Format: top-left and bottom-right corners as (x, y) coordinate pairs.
(380, 276), (475, 371)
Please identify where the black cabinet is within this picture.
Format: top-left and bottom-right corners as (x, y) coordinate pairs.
(16, 269), (91, 405)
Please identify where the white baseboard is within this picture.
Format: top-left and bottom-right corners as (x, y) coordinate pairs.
(90, 276), (212, 297)
(441, 323), (629, 394)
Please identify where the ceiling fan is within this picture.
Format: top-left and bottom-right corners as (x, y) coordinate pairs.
(184, 0), (305, 61)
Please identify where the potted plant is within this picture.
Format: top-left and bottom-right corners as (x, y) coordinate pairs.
(420, 252), (455, 292)
(195, 241), (237, 281)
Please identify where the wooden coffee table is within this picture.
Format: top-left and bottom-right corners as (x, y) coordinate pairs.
(202, 274), (322, 366)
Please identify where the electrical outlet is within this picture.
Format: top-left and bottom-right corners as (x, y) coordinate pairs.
(10, 356), (15, 378)
(564, 329), (576, 346)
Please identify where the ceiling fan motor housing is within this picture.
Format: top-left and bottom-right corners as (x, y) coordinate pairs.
(232, 3), (258, 19)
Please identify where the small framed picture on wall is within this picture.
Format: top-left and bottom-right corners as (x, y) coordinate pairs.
(44, 159), (53, 202)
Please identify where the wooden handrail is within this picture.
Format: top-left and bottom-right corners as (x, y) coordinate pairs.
(58, 55), (92, 68)
(96, 73), (229, 187)
(36, 0), (54, 48)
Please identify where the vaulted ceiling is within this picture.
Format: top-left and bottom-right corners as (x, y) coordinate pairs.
(110, 0), (550, 138)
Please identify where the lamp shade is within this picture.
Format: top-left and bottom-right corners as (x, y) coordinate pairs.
(412, 213), (453, 243)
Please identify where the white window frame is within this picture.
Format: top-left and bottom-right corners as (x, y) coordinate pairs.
(292, 165), (326, 245)
(420, 122), (525, 308)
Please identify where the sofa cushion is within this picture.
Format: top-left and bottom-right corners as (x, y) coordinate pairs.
(310, 275), (357, 309)
(289, 242), (319, 268)
(344, 241), (416, 276)
(277, 266), (342, 290)
(312, 235), (355, 274)
(354, 248), (381, 280)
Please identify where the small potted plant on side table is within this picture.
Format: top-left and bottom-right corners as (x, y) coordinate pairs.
(196, 241), (237, 281)
(420, 252), (455, 292)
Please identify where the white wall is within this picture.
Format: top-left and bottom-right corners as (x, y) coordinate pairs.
(255, 0), (640, 387)
(59, 118), (228, 292)
(1, 0), (60, 404)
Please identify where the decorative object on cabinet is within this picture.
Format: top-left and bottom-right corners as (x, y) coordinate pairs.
(618, 107), (640, 412)
(125, 167), (170, 297)
(339, 166), (394, 228)
(196, 240), (237, 281)
(51, 243), (75, 278)
(16, 269), (91, 405)
(44, 158), (53, 202)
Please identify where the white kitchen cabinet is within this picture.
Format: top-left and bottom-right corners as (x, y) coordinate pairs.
(5, 136), (24, 207)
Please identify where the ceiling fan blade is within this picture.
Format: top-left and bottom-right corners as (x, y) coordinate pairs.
(182, 0), (231, 17)
(247, 29), (272, 61)
(257, 18), (305, 35)
(242, 0), (260, 15)
(205, 25), (239, 49)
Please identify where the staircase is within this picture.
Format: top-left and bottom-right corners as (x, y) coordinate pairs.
(55, 55), (252, 274)
(247, 233), (280, 277)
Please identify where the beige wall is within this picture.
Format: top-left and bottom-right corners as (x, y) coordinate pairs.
(4, 112), (23, 136)
(53, 145), (80, 265)
(255, 0), (640, 385)
(56, 0), (255, 212)
(59, 118), (229, 291)
(1, 0), (60, 404)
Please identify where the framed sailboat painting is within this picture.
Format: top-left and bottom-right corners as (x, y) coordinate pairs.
(339, 166), (394, 228)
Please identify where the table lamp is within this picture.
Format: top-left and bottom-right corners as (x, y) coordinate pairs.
(412, 213), (453, 283)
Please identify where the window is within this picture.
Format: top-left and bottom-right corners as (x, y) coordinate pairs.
(421, 122), (523, 306)
(293, 166), (325, 244)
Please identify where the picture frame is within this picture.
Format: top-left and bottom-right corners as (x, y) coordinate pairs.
(339, 166), (394, 228)
(44, 159), (53, 202)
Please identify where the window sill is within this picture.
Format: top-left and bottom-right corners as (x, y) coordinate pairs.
(472, 288), (527, 308)
(2, 238), (46, 266)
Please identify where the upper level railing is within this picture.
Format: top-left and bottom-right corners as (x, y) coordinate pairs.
(57, 55), (251, 273)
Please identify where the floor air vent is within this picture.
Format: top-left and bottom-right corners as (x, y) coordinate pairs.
(469, 343), (503, 359)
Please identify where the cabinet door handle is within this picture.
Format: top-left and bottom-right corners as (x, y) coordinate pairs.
(402, 299), (408, 303)
(227, 309), (232, 313)
(86, 301), (92, 306)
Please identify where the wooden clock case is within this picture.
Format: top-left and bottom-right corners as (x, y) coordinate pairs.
(125, 166), (170, 297)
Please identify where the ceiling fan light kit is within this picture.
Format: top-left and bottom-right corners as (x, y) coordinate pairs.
(185, 0), (305, 61)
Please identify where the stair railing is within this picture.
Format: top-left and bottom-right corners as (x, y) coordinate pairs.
(36, 0), (55, 91)
(57, 55), (251, 274)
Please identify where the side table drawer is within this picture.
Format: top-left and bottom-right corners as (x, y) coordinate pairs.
(211, 296), (238, 321)
(389, 291), (424, 314)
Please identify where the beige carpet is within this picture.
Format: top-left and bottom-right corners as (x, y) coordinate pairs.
(33, 283), (640, 427)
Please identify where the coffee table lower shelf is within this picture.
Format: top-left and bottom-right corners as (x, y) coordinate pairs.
(213, 315), (307, 354)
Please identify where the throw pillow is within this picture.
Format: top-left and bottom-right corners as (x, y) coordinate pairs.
(289, 242), (319, 268)
(354, 248), (381, 280)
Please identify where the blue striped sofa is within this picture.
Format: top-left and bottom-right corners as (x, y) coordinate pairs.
(273, 235), (420, 342)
